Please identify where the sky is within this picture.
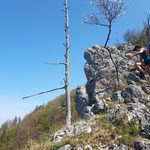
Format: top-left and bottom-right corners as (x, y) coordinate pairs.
(0, 0), (150, 126)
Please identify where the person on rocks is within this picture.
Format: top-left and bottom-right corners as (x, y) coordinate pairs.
(128, 45), (150, 79)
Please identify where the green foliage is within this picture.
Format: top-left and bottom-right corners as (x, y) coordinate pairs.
(0, 89), (78, 150)
(123, 17), (150, 47)
(78, 131), (88, 144)
(0, 128), (15, 150)
(112, 55), (119, 58)
(117, 121), (140, 145)
(51, 140), (71, 150)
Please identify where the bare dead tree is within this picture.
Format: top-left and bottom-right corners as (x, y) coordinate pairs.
(64, 0), (71, 126)
(23, 0), (71, 126)
(83, 0), (127, 87)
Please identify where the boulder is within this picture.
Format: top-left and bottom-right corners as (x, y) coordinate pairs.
(52, 121), (92, 142)
(110, 144), (128, 150)
(85, 145), (93, 150)
(108, 103), (150, 125)
(107, 104), (127, 124)
(140, 125), (150, 139)
(141, 84), (150, 95)
(57, 144), (72, 150)
(111, 91), (124, 103)
(127, 103), (150, 125)
(75, 44), (150, 122)
(135, 140), (150, 150)
(75, 85), (90, 119)
(75, 148), (83, 150)
(121, 85), (147, 103)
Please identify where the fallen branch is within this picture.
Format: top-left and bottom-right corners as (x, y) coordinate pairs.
(22, 87), (65, 99)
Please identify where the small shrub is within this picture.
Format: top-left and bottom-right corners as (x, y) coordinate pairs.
(112, 55), (119, 58)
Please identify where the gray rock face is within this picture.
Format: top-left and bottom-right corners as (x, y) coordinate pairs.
(52, 121), (91, 142)
(119, 144), (128, 150)
(75, 83), (108, 119)
(75, 44), (150, 126)
(75, 148), (83, 150)
(140, 125), (150, 139)
(57, 144), (72, 150)
(121, 85), (147, 103)
(111, 91), (124, 103)
(111, 144), (120, 150)
(108, 104), (127, 124)
(127, 103), (150, 125)
(85, 145), (93, 150)
(142, 84), (150, 95)
(75, 85), (90, 119)
(110, 144), (128, 150)
(108, 103), (150, 125)
(127, 73), (140, 83)
(135, 140), (150, 150)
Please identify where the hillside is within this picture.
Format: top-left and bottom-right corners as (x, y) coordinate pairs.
(0, 90), (79, 150)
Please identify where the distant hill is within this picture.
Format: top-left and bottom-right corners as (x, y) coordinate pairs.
(0, 90), (79, 150)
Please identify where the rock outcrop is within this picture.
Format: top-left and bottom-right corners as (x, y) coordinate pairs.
(74, 44), (150, 149)
(52, 121), (92, 142)
(52, 44), (150, 150)
(75, 44), (150, 120)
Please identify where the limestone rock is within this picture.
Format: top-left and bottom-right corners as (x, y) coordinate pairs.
(85, 145), (93, 150)
(140, 125), (150, 139)
(119, 144), (128, 150)
(142, 84), (150, 95)
(75, 85), (90, 119)
(127, 103), (150, 125)
(111, 91), (124, 103)
(52, 121), (91, 142)
(92, 99), (108, 114)
(121, 85), (147, 103)
(110, 144), (128, 150)
(108, 104), (127, 124)
(75, 148), (83, 150)
(127, 73), (140, 83)
(135, 140), (150, 150)
(75, 44), (150, 125)
(57, 144), (72, 150)
(108, 103), (150, 125)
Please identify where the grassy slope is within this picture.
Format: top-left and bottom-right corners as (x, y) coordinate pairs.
(29, 109), (140, 150)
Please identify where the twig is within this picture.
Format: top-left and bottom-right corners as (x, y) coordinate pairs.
(42, 62), (66, 65)
(22, 87), (65, 99)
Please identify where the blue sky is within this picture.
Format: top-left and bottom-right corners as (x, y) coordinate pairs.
(0, 0), (150, 126)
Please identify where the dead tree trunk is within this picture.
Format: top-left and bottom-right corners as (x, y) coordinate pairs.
(23, 0), (71, 127)
(64, 0), (71, 126)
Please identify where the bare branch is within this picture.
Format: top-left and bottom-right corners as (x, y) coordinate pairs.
(60, 9), (66, 12)
(42, 62), (66, 65)
(22, 87), (65, 99)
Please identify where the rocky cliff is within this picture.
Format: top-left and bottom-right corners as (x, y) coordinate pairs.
(74, 44), (150, 149)
(75, 44), (150, 120)
(29, 44), (150, 150)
